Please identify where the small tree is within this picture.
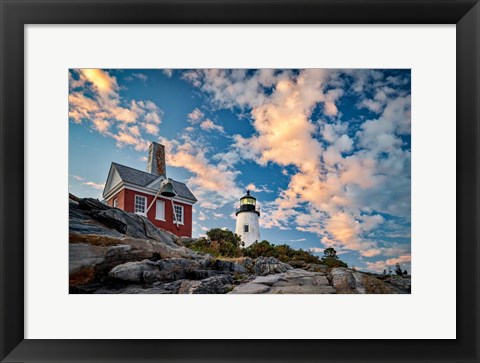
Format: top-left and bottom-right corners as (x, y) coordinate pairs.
(320, 247), (347, 268)
(323, 247), (339, 260)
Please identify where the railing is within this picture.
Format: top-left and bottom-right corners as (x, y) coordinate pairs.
(235, 204), (260, 215)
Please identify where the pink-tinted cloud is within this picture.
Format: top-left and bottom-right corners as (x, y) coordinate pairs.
(83, 181), (105, 190)
(69, 69), (163, 152)
(160, 136), (243, 209)
(200, 119), (224, 133)
(187, 108), (204, 124)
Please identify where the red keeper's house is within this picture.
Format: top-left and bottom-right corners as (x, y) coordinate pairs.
(102, 142), (197, 237)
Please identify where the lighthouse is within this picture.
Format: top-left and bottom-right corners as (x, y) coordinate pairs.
(235, 190), (260, 247)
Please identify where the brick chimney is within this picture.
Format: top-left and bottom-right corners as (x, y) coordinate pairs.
(147, 142), (166, 177)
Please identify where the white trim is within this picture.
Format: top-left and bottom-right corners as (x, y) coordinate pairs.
(103, 180), (196, 205)
(134, 194), (147, 216)
(102, 164), (123, 198)
(102, 164), (115, 198)
(145, 175), (166, 189)
(124, 183), (196, 205)
(173, 204), (184, 225)
(103, 181), (125, 201)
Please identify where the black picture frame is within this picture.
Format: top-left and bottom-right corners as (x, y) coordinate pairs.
(1, 1), (479, 362)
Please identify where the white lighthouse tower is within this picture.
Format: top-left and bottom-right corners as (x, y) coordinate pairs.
(235, 190), (260, 247)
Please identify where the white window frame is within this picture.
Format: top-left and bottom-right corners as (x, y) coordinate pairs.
(173, 204), (184, 225)
(113, 197), (118, 208)
(155, 200), (165, 221)
(134, 195), (147, 216)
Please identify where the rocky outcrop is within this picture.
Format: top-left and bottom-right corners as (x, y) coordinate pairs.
(69, 196), (409, 294)
(178, 275), (234, 294)
(230, 269), (336, 294)
(305, 263), (328, 273)
(250, 256), (293, 276)
(69, 197), (200, 287)
(211, 259), (247, 274)
(107, 257), (228, 284)
(380, 275), (411, 294)
(329, 268), (394, 294)
(70, 197), (188, 249)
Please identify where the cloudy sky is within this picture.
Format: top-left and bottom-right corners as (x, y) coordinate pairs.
(69, 68), (411, 273)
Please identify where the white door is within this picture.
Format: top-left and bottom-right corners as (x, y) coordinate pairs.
(155, 200), (165, 220)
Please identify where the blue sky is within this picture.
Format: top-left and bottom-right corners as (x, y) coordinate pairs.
(69, 68), (411, 273)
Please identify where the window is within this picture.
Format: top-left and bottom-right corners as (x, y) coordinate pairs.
(244, 224), (249, 233)
(134, 195), (147, 215)
(155, 200), (165, 220)
(113, 198), (118, 208)
(173, 204), (184, 224)
(241, 197), (256, 206)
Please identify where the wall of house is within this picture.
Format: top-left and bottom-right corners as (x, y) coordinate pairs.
(106, 189), (125, 209)
(121, 189), (193, 237)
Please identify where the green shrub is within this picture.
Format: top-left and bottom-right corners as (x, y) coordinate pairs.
(189, 229), (348, 268)
(188, 228), (242, 257)
(243, 240), (321, 264)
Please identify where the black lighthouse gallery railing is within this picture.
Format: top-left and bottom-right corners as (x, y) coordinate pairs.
(235, 204), (260, 216)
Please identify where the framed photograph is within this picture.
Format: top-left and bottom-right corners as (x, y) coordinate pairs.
(67, 66), (412, 296)
(1, 0), (479, 362)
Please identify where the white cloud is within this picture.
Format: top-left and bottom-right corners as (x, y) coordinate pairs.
(200, 119), (224, 133)
(187, 108), (204, 124)
(245, 183), (272, 193)
(69, 69), (163, 152)
(83, 181), (105, 190)
(282, 238), (307, 242)
(125, 73), (148, 84)
(132, 73), (148, 82)
(162, 69), (173, 78)
(72, 175), (105, 191)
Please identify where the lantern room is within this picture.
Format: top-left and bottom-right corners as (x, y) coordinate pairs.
(236, 190), (260, 216)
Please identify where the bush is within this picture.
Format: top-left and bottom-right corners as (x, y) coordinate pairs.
(189, 228), (348, 268)
(320, 258), (348, 268)
(242, 240), (275, 259)
(188, 228), (242, 257)
(243, 240), (321, 264)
